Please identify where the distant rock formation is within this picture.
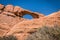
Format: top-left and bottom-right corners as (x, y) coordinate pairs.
(0, 4), (60, 40)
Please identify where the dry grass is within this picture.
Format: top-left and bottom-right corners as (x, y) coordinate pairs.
(0, 35), (17, 40)
(25, 26), (60, 40)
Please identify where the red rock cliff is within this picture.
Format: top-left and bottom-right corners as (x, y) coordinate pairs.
(0, 4), (60, 40)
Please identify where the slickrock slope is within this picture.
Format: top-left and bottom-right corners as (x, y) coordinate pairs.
(0, 4), (60, 40)
(7, 11), (60, 40)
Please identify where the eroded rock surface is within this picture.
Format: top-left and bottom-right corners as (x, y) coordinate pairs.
(0, 4), (4, 10)
(0, 4), (60, 40)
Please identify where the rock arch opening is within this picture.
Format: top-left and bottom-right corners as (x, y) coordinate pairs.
(23, 14), (33, 19)
(20, 10), (40, 19)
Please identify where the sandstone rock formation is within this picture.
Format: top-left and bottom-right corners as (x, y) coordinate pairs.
(0, 4), (60, 40)
(0, 4), (4, 10)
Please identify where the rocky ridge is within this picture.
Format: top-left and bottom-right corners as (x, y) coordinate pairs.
(0, 4), (60, 40)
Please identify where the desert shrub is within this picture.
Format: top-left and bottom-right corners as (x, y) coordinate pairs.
(0, 35), (17, 40)
(25, 26), (60, 40)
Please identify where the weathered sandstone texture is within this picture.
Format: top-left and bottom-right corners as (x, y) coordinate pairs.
(0, 4), (60, 40)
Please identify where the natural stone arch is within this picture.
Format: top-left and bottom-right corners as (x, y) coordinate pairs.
(19, 10), (40, 19)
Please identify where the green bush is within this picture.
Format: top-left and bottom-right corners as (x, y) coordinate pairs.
(25, 26), (60, 40)
(0, 35), (17, 40)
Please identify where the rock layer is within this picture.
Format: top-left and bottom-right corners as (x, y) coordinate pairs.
(0, 4), (60, 40)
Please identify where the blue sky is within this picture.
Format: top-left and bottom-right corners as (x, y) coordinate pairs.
(0, 0), (60, 19)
